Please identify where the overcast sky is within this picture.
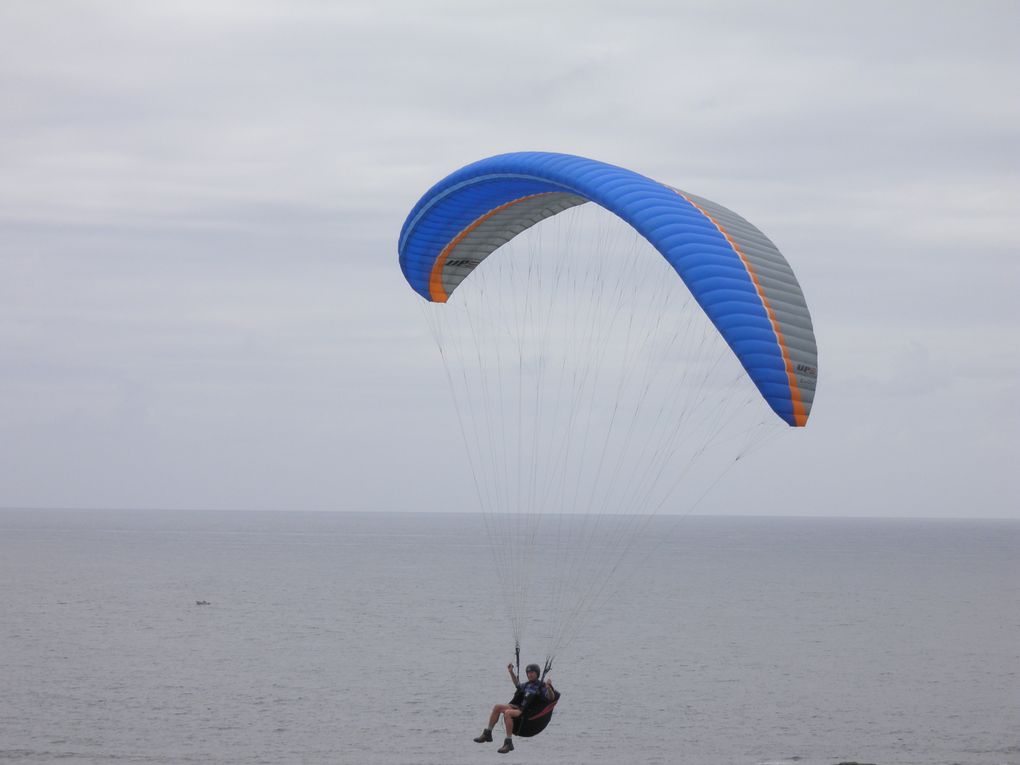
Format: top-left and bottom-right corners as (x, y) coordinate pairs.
(1, 1), (1017, 518)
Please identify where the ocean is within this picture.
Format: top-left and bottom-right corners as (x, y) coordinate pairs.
(1, 509), (1017, 764)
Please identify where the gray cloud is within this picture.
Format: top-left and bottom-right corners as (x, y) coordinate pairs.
(1, 0), (1017, 517)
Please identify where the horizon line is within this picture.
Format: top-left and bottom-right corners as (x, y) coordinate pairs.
(0, 505), (1017, 522)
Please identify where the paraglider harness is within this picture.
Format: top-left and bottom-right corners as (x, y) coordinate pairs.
(510, 650), (561, 738)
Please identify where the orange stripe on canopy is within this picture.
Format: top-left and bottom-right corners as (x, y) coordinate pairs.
(677, 192), (808, 426)
(428, 194), (549, 302)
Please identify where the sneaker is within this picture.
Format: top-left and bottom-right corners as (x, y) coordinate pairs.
(473, 729), (493, 743)
(497, 738), (514, 753)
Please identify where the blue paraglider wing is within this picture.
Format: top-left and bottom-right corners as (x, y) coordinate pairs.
(398, 152), (816, 426)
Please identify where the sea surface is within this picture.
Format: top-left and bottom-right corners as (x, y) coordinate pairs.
(1, 509), (1017, 765)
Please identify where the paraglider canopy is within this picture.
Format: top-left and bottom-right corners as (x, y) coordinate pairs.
(399, 151), (817, 426)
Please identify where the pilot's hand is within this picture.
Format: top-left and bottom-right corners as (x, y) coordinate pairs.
(507, 663), (514, 672)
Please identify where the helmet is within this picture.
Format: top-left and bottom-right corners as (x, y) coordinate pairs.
(525, 663), (541, 676)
